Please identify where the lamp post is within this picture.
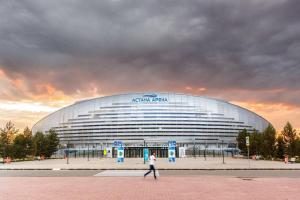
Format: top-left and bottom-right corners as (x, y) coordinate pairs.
(143, 140), (146, 164)
(221, 140), (225, 164)
(67, 142), (70, 164)
(193, 138), (196, 159)
(64, 142), (69, 164)
(87, 143), (90, 161)
(246, 136), (250, 168)
(204, 140), (207, 161)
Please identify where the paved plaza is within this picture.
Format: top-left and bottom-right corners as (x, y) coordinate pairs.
(2, 169), (300, 178)
(1, 157), (300, 170)
(1, 176), (299, 200)
(2, 158), (300, 199)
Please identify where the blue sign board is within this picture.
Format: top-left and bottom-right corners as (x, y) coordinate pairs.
(113, 140), (123, 147)
(143, 148), (149, 162)
(117, 147), (124, 162)
(168, 141), (176, 147)
(168, 141), (176, 162)
(114, 141), (124, 162)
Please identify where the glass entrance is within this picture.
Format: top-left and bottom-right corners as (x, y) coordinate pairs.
(124, 147), (169, 158)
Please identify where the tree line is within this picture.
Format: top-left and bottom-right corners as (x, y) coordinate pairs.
(237, 122), (300, 159)
(0, 121), (59, 161)
(1, 120), (299, 161)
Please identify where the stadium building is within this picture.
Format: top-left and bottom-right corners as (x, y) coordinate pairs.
(32, 92), (270, 157)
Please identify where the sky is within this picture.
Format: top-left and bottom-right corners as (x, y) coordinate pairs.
(0, 0), (299, 132)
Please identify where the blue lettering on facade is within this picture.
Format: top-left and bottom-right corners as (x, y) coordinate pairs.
(132, 94), (168, 103)
(143, 94), (157, 98)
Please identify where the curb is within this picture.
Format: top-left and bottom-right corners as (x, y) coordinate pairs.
(1, 168), (300, 170)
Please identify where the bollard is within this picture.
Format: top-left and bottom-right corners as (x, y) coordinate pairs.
(284, 155), (288, 164)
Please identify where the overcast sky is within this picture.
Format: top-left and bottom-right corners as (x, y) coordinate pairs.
(0, 0), (299, 130)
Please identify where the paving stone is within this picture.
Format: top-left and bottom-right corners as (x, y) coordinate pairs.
(1, 176), (299, 200)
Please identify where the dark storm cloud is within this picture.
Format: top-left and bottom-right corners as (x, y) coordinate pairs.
(0, 0), (300, 104)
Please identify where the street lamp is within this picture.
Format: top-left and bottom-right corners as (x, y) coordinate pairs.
(64, 142), (69, 164)
(193, 138), (196, 159)
(221, 140), (225, 164)
(204, 140), (207, 161)
(217, 139), (225, 164)
(87, 143), (90, 161)
(204, 146), (206, 161)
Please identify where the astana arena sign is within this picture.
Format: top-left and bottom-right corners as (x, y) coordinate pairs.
(132, 94), (168, 103)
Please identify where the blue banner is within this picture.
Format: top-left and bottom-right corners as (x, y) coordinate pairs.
(117, 147), (124, 162)
(143, 148), (149, 162)
(168, 141), (176, 162)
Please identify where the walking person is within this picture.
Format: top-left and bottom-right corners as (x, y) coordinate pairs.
(144, 152), (157, 179)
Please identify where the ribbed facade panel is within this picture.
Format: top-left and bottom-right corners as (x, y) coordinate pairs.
(32, 92), (270, 148)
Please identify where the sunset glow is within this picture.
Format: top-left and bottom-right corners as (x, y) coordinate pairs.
(0, 0), (299, 132)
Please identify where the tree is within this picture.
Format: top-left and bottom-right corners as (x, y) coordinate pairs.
(249, 129), (262, 156)
(33, 130), (60, 158)
(23, 127), (32, 138)
(33, 132), (47, 157)
(261, 124), (276, 159)
(22, 127), (34, 157)
(276, 135), (285, 159)
(295, 138), (300, 157)
(1, 121), (18, 143)
(44, 129), (59, 158)
(12, 134), (28, 159)
(0, 121), (19, 159)
(282, 122), (297, 157)
(236, 129), (248, 156)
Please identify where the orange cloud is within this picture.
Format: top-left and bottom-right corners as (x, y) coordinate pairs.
(232, 101), (296, 112)
(0, 69), (5, 77)
(184, 86), (207, 93)
(45, 84), (55, 95)
(197, 87), (206, 92)
(1, 68), (299, 131)
(11, 78), (24, 89)
(32, 84), (72, 107)
(231, 101), (300, 131)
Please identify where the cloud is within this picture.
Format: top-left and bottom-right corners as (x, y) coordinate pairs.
(0, 107), (51, 130)
(0, 0), (299, 129)
(232, 101), (300, 132)
(0, 101), (57, 112)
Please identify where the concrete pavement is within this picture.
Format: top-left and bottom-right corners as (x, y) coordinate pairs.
(2, 167), (300, 200)
(2, 169), (300, 177)
(1, 176), (299, 200)
(1, 157), (300, 170)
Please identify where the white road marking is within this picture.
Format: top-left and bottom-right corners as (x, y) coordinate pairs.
(94, 170), (159, 177)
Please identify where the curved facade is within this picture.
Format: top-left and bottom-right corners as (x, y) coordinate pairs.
(32, 92), (270, 149)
